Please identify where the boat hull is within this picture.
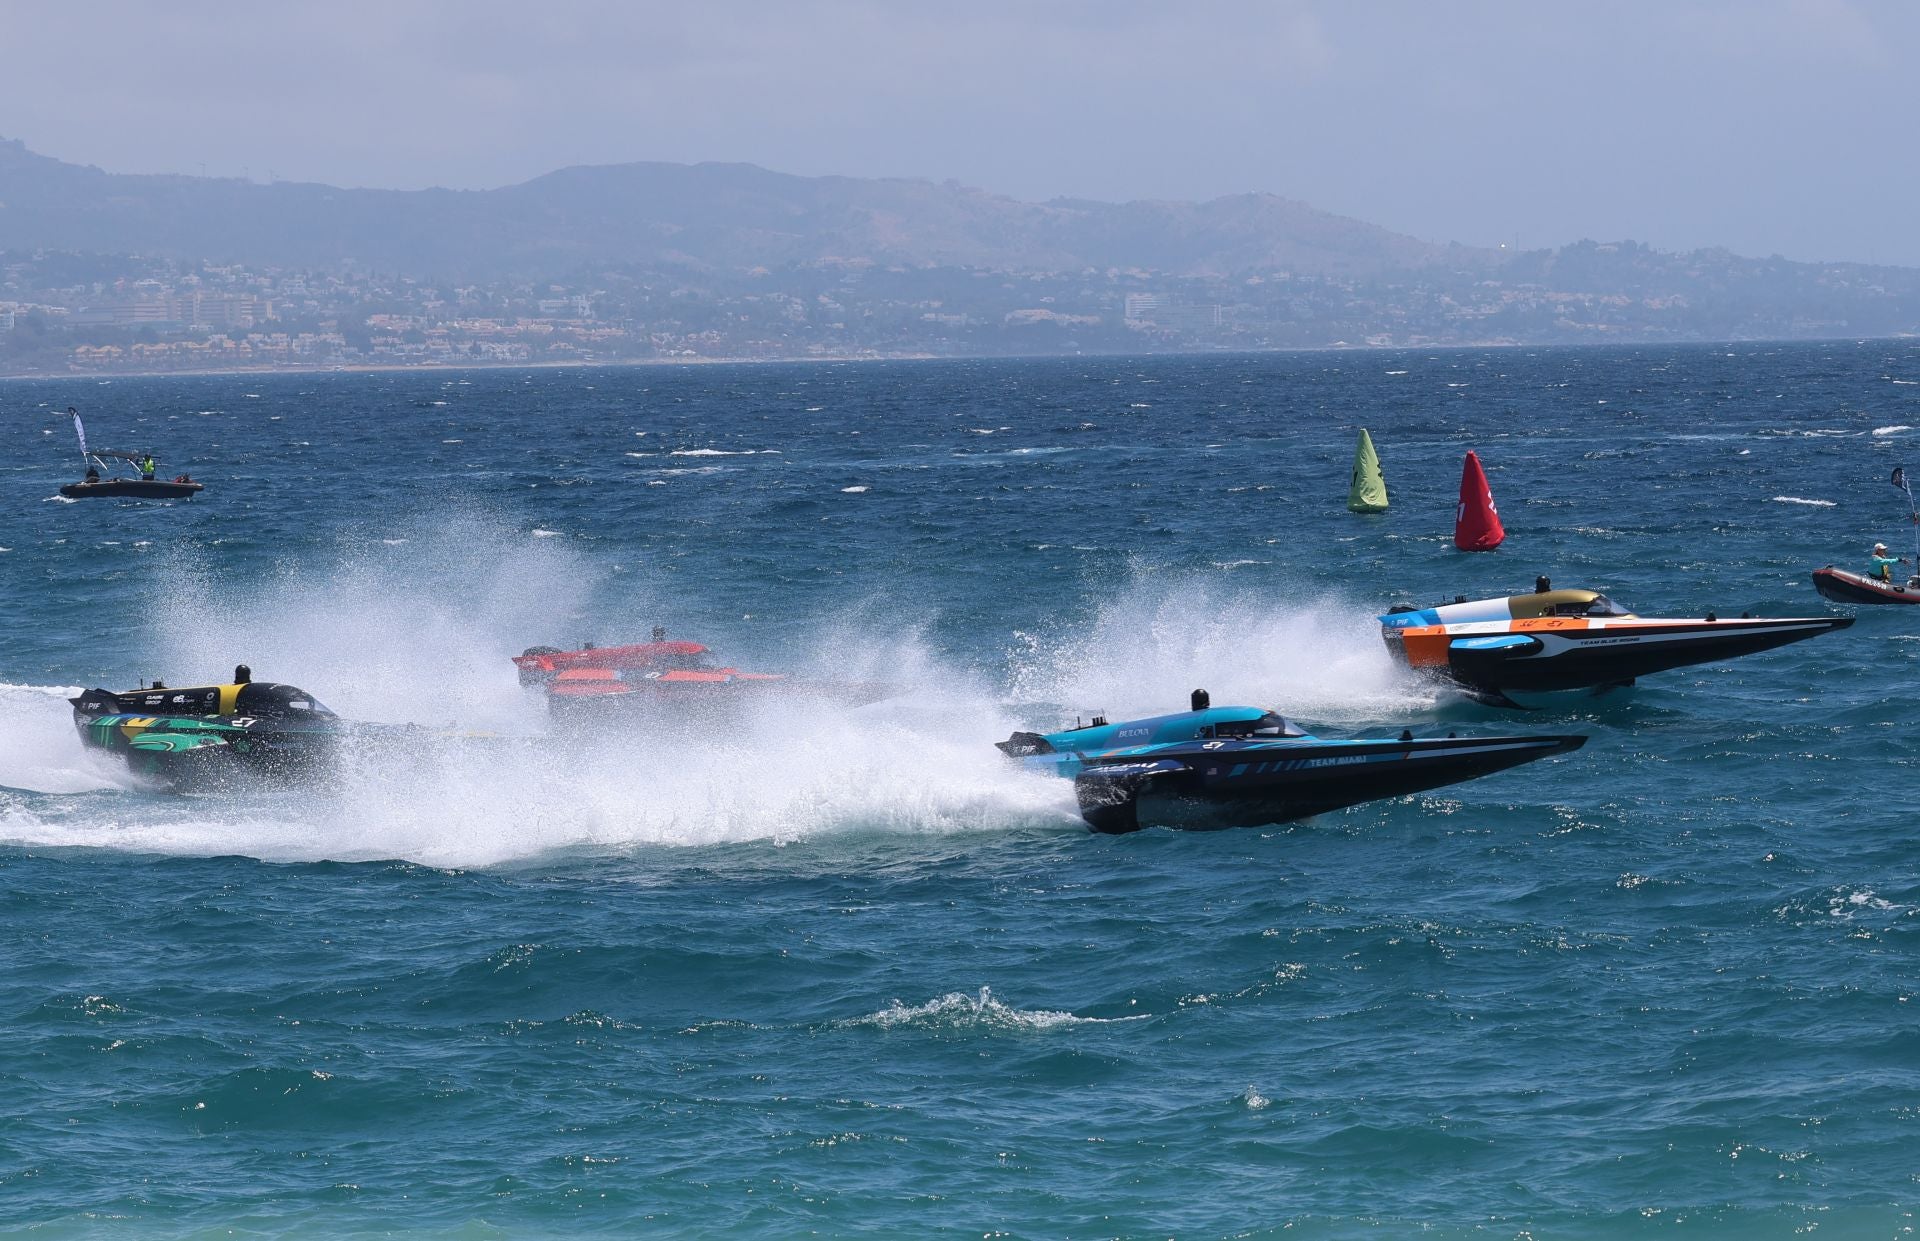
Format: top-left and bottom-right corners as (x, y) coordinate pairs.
(1383, 592), (1854, 704)
(1072, 733), (1586, 833)
(1440, 616), (1853, 697)
(59, 480), (204, 500)
(1811, 567), (1920, 605)
(76, 714), (342, 789)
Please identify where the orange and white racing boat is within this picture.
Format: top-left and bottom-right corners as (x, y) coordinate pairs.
(1379, 587), (1852, 707)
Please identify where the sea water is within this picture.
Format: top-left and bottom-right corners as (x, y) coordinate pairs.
(3, 343), (1919, 1236)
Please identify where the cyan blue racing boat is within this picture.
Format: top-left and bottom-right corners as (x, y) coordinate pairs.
(998, 691), (1586, 833)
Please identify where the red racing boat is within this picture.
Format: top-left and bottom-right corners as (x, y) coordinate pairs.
(513, 631), (894, 721)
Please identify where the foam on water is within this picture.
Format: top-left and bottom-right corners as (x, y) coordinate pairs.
(0, 519), (1082, 864)
(841, 987), (1139, 1033)
(1009, 567), (1426, 726)
(0, 528), (1433, 864)
(0, 683), (136, 795)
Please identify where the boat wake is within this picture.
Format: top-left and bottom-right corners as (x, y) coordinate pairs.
(1008, 568), (1430, 728)
(0, 526), (1431, 865)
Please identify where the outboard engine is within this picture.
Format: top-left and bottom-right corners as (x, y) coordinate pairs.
(995, 731), (1056, 757)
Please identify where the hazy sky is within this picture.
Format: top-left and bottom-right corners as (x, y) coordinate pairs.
(4, 0), (1917, 265)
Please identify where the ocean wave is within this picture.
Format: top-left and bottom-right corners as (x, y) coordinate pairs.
(1873, 425), (1913, 436)
(669, 448), (780, 457)
(1771, 496), (1837, 507)
(839, 987), (1139, 1033)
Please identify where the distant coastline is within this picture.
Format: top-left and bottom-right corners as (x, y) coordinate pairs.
(7, 334), (1920, 385)
(7, 140), (1920, 377)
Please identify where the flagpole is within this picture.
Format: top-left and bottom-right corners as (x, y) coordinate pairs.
(1898, 466), (1919, 574)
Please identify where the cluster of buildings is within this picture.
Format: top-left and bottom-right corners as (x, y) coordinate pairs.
(1, 242), (1909, 376)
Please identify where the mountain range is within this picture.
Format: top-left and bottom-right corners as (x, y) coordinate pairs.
(0, 138), (1487, 281)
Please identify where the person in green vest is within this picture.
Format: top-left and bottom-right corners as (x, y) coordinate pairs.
(139, 453), (157, 480)
(1869, 542), (1905, 582)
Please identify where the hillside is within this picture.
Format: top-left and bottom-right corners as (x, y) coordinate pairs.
(0, 139), (1483, 281)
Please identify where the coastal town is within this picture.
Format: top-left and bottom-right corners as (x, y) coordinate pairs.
(2, 240), (1902, 376)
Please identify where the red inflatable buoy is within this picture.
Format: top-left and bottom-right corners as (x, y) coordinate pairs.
(1454, 450), (1505, 551)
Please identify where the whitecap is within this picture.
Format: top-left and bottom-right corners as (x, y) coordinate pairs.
(670, 448), (778, 457)
(1772, 496), (1837, 507)
(531, 529), (561, 538)
(840, 486), (869, 493)
(1874, 425), (1913, 436)
(839, 988), (1138, 1033)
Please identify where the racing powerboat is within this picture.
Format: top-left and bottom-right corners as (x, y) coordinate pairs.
(1380, 588), (1853, 707)
(69, 673), (349, 787)
(997, 692), (1586, 833)
(516, 632), (895, 721)
(1812, 566), (1920, 605)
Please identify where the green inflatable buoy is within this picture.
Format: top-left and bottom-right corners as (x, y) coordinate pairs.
(1348, 428), (1389, 513)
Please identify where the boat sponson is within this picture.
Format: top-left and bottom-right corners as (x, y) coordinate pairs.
(1073, 733), (1586, 833)
(1440, 616), (1853, 694)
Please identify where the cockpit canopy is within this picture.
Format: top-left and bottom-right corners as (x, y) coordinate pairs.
(1547, 593), (1632, 618)
(1205, 711), (1307, 739)
(1507, 589), (1636, 621)
(235, 682), (336, 719)
(73, 681), (337, 721)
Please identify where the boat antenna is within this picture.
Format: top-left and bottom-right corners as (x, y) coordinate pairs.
(1896, 466), (1918, 575)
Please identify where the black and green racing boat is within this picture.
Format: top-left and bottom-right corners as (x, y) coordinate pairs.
(71, 670), (358, 788)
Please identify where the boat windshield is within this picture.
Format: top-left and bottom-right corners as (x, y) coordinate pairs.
(236, 683), (338, 719)
(1550, 594), (1632, 618)
(1211, 712), (1307, 739)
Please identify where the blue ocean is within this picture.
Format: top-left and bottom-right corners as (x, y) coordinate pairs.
(4, 343), (1919, 1236)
